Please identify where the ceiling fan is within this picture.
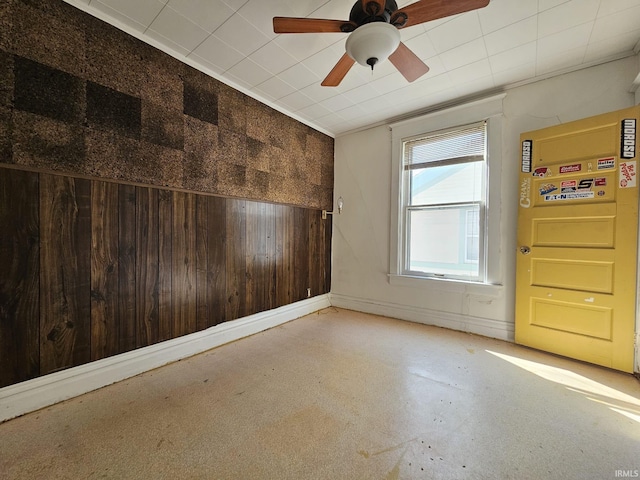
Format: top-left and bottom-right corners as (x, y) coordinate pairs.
(273, 0), (490, 87)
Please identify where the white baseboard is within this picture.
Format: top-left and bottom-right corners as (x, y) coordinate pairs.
(330, 293), (514, 342)
(0, 295), (331, 423)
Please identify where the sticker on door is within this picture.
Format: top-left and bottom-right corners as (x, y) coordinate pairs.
(619, 161), (637, 188)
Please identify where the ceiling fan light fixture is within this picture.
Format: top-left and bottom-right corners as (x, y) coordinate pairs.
(345, 22), (400, 70)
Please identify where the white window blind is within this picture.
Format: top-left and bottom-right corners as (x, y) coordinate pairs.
(404, 122), (486, 169)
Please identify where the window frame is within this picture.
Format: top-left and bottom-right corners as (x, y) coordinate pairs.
(389, 94), (505, 289)
(402, 121), (487, 282)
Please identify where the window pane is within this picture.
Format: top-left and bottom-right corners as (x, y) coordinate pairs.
(465, 207), (480, 263)
(408, 206), (480, 279)
(410, 162), (483, 206)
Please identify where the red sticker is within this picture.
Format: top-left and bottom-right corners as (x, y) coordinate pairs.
(533, 167), (551, 177)
(559, 164), (581, 174)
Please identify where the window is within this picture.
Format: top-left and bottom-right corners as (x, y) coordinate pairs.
(389, 94), (504, 288)
(402, 122), (487, 281)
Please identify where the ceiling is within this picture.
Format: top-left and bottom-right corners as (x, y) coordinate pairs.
(65, 0), (640, 137)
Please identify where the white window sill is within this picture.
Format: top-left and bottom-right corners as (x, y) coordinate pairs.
(388, 274), (503, 297)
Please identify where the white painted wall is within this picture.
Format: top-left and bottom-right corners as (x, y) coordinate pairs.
(331, 56), (640, 344)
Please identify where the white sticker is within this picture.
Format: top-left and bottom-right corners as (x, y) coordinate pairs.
(544, 192), (594, 202)
(619, 161), (637, 188)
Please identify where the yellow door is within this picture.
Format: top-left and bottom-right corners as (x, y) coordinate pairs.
(515, 106), (639, 372)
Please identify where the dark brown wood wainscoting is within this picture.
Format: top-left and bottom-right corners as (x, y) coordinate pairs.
(0, 167), (331, 388)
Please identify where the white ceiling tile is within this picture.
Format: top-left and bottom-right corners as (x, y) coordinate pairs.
(341, 84), (382, 103)
(237, 0), (283, 38)
(537, 22), (592, 58)
(439, 38), (487, 71)
(493, 63), (537, 86)
(249, 41), (299, 75)
(455, 74), (495, 97)
(369, 71), (408, 94)
(591, 6), (640, 43)
(253, 75), (297, 100)
(427, 12), (483, 53)
(538, 0), (569, 11)
(334, 103), (369, 122)
(220, 0), (250, 12)
(318, 94), (355, 113)
(330, 68), (376, 92)
(315, 113), (348, 132)
(412, 73), (455, 97)
(223, 72), (252, 90)
(310, 0), (352, 22)
(274, 34), (333, 61)
(214, 13), (272, 56)
(400, 23), (428, 42)
(226, 58), (272, 87)
(489, 42), (537, 73)
(478, 0), (537, 34)
(415, 56), (445, 78)
(91, 1), (147, 32)
(95, 0), (167, 28)
(297, 102), (333, 120)
(422, 15), (457, 33)
(585, 29), (640, 62)
(278, 90), (316, 111)
(302, 43), (346, 77)
(283, 0), (327, 17)
(403, 33), (437, 61)
(187, 52), (226, 76)
(597, 0), (640, 17)
(448, 58), (493, 86)
(144, 28), (191, 56)
(484, 17), (537, 56)
(278, 62), (320, 90)
(191, 34), (245, 71)
(299, 82), (342, 104)
(536, 46), (586, 76)
(538, 0), (599, 38)
(413, 87), (460, 109)
(382, 84), (424, 109)
(148, 6), (210, 52)
(165, 0), (234, 33)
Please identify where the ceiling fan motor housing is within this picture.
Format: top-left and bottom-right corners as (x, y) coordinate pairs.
(349, 0), (398, 25)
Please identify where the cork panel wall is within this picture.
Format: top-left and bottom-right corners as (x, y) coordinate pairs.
(0, 166), (332, 388)
(0, 0), (334, 210)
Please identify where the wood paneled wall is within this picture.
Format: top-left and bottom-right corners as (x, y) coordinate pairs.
(0, 167), (331, 388)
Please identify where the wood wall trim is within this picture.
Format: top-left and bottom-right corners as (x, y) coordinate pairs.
(0, 167), (332, 388)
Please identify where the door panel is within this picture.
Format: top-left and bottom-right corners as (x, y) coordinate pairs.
(536, 123), (619, 165)
(532, 214), (615, 247)
(530, 298), (612, 340)
(530, 258), (614, 293)
(516, 106), (639, 372)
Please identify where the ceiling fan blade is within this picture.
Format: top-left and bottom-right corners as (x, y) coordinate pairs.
(361, 0), (387, 16)
(321, 54), (356, 87)
(273, 17), (352, 34)
(389, 42), (430, 83)
(395, 0), (490, 29)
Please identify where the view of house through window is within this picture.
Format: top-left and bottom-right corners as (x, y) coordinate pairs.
(403, 122), (486, 281)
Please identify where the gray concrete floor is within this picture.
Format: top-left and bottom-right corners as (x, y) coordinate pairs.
(1, 308), (639, 480)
